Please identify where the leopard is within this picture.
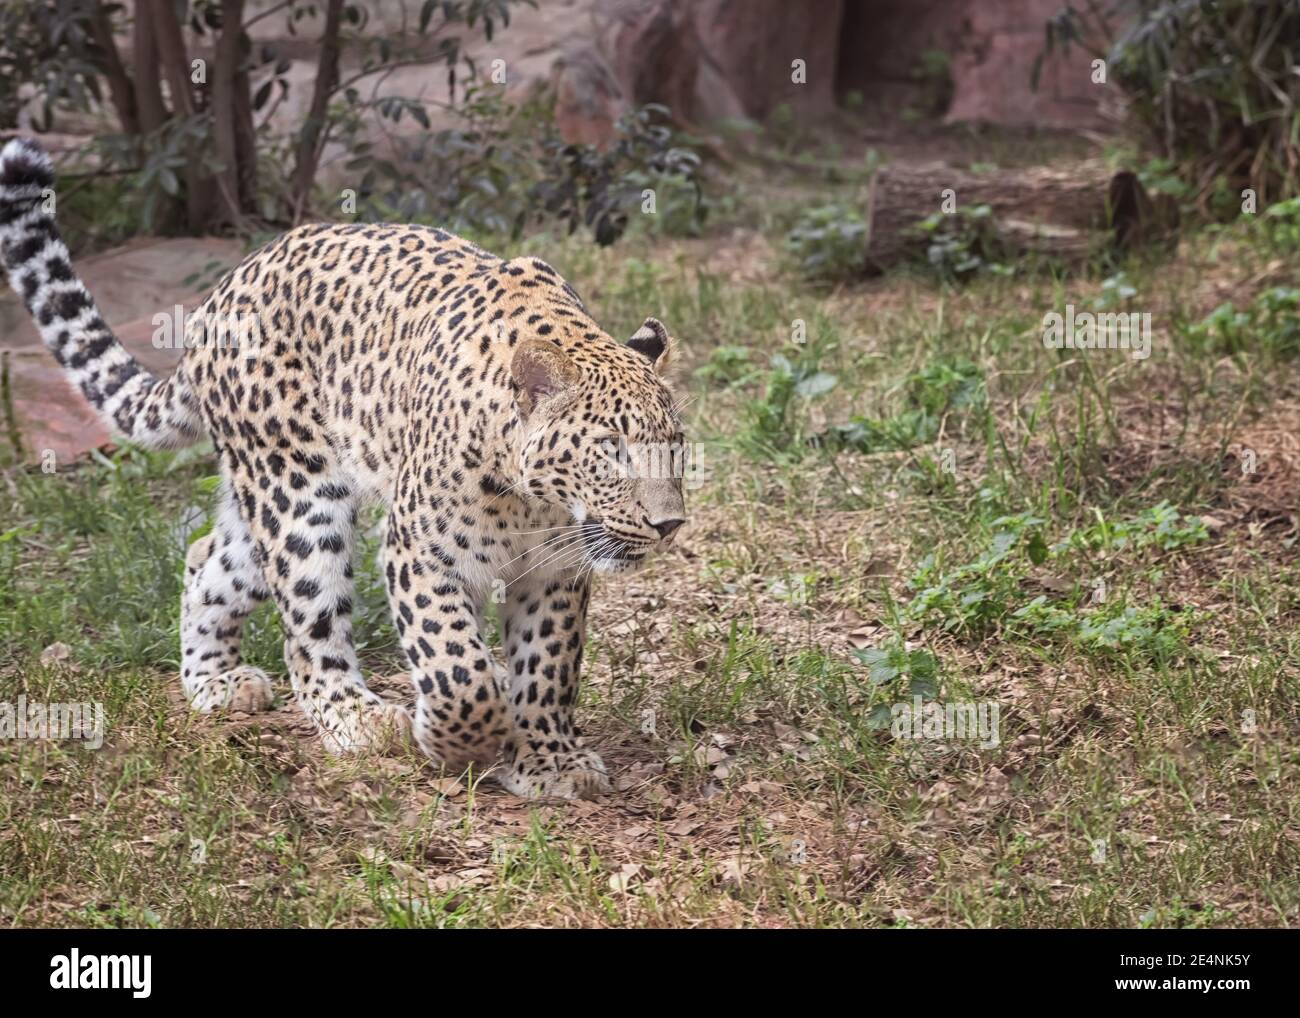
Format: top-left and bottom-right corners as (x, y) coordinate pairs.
(0, 137), (687, 800)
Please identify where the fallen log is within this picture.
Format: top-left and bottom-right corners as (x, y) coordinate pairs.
(862, 159), (1176, 272)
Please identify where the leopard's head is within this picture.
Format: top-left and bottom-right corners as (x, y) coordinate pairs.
(512, 318), (687, 574)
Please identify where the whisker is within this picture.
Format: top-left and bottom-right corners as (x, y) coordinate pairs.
(506, 531), (592, 585)
(497, 528), (586, 570)
(509, 540), (589, 587)
(578, 540), (613, 584)
(509, 524), (583, 536)
(491, 522), (585, 569)
(583, 535), (620, 574)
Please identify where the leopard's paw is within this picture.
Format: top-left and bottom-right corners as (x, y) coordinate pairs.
(497, 748), (611, 800)
(319, 699), (411, 755)
(189, 665), (275, 713)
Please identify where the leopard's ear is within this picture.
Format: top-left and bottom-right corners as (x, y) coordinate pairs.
(626, 317), (676, 375)
(511, 339), (579, 418)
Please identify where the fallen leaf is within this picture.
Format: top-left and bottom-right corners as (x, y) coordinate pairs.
(40, 642), (74, 667)
(608, 862), (642, 893)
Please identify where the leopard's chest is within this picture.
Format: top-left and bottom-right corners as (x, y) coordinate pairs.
(428, 491), (578, 598)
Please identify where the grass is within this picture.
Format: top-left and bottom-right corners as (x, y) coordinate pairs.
(2, 145), (1300, 928)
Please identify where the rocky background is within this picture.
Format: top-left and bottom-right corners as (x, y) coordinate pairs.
(555, 0), (1104, 145)
(18, 1), (1104, 146)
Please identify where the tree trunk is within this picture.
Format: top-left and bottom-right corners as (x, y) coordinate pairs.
(232, 51), (258, 212)
(151, 3), (193, 119)
(131, 10), (167, 134)
(150, 0), (210, 232)
(87, 3), (138, 134)
(210, 0), (253, 228)
(130, 9), (181, 230)
(291, 0), (345, 223)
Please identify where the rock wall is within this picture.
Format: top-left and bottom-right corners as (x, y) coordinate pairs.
(563, 0), (844, 136)
(556, 0), (1106, 145)
(944, 0), (1106, 128)
(688, 0), (845, 121)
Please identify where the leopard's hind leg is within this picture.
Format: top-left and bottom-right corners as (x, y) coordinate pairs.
(227, 451), (409, 753)
(180, 487), (275, 713)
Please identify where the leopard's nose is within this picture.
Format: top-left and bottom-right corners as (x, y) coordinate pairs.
(651, 517), (685, 540)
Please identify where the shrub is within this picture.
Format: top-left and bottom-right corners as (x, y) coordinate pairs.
(913, 204), (1009, 281)
(735, 351), (839, 460)
(1258, 196), (1300, 252)
(351, 93), (706, 245)
(784, 203), (867, 280)
(1038, 1), (1300, 207)
(820, 359), (986, 454)
(904, 504), (1205, 663)
(1182, 287), (1300, 358)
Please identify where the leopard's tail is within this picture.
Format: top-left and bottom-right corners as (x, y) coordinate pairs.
(0, 138), (203, 449)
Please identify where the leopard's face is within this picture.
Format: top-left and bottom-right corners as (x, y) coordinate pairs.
(513, 318), (686, 574)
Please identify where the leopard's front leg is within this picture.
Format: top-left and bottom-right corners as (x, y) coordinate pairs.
(384, 512), (511, 771)
(498, 571), (609, 799)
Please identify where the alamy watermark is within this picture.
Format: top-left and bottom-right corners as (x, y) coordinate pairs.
(596, 437), (710, 490)
(152, 305), (265, 352)
(891, 696), (1000, 748)
(1, 695), (105, 748)
(1043, 304), (1151, 361)
(50, 950), (150, 998)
